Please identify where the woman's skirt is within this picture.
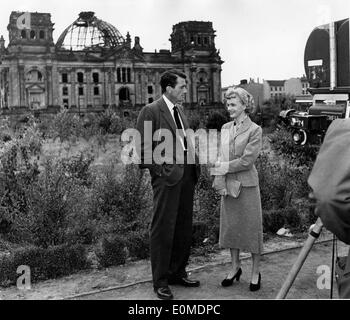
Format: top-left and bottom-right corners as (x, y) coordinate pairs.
(219, 186), (263, 254)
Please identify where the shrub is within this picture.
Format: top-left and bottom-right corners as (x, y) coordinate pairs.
(256, 153), (289, 210)
(60, 152), (94, 187)
(263, 207), (300, 233)
(260, 96), (297, 129)
(0, 127), (42, 238)
(205, 111), (230, 131)
(19, 159), (81, 247)
(193, 165), (221, 244)
(256, 152), (311, 211)
(63, 186), (100, 245)
(192, 221), (209, 247)
(96, 235), (127, 268)
(50, 109), (83, 141)
(186, 111), (206, 130)
(263, 209), (285, 233)
(99, 109), (137, 135)
(7, 157), (96, 247)
(293, 200), (317, 231)
(268, 126), (319, 167)
(126, 230), (150, 260)
(92, 164), (152, 236)
(0, 244), (89, 287)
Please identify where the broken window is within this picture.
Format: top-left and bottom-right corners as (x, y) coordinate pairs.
(77, 72), (84, 83)
(122, 68), (126, 83)
(117, 68), (121, 82)
(62, 73), (68, 83)
(92, 72), (99, 83)
(127, 68), (131, 82)
(63, 99), (69, 108)
(119, 87), (130, 101)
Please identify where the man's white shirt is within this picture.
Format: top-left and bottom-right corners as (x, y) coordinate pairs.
(163, 94), (187, 151)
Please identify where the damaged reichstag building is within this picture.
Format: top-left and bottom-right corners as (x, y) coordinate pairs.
(0, 11), (223, 116)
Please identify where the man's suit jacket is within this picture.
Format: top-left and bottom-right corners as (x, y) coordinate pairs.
(136, 96), (200, 186)
(212, 117), (262, 189)
(308, 119), (350, 244)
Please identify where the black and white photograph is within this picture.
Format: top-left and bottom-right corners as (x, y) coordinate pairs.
(0, 0), (350, 311)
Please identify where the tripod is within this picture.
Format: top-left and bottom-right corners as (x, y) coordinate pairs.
(276, 217), (336, 299)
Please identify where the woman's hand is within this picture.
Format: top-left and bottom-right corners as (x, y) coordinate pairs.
(211, 161), (229, 175)
(214, 161), (221, 167)
(218, 188), (227, 196)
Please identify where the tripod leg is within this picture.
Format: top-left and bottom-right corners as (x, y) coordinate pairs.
(275, 217), (323, 299)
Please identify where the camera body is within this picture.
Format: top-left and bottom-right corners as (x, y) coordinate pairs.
(280, 18), (350, 145)
(281, 95), (348, 145)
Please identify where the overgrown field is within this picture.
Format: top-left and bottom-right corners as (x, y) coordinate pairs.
(0, 109), (318, 287)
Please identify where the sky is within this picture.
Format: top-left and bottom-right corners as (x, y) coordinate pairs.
(0, 0), (349, 87)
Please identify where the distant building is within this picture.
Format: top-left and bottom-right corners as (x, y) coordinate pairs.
(263, 80), (286, 100)
(263, 77), (311, 101)
(300, 76), (310, 95)
(0, 11), (224, 116)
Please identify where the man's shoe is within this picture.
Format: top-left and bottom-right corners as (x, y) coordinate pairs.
(154, 286), (174, 300)
(168, 277), (200, 287)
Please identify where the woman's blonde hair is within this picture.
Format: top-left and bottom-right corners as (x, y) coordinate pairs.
(224, 86), (255, 114)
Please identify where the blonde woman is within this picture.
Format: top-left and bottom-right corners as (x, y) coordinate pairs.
(211, 86), (263, 291)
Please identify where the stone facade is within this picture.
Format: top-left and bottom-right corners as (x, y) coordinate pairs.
(0, 11), (224, 115)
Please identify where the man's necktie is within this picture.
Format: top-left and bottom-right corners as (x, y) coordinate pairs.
(173, 105), (187, 150)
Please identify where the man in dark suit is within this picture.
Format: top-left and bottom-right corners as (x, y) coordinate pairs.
(308, 119), (350, 245)
(308, 118), (350, 298)
(136, 69), (201, 300)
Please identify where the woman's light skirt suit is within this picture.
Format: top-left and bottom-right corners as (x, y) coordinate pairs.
(212, 118), (263, 254)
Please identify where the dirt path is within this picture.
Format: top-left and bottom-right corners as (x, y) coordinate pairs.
(68, 240), (347, 300)
(0, 232), (346, 300)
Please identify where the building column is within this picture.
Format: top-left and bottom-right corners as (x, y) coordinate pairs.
(8, 64), (17, 107)
(51, 64), (59, 106)
(211, 67), (217, 104)
(134, 69), (142, 105)
(0, 67), (9, 109)
(109, 68), (116, 106)
(18, 64), (25, 107)
(46, 65), (53, 106)
(85, 67), (92, 106)
(190, 65), (197, 106)
(102, 66), (108, 106)
(70, 68), (76, 107)
(218, 66), (222, 103)
(140, 70), (146, 105)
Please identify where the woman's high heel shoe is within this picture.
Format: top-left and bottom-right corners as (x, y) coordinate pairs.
(221, 268), (242, 287)
(249, 273), (261, 292)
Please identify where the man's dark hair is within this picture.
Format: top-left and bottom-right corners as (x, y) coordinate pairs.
(160, 69), (187, 94)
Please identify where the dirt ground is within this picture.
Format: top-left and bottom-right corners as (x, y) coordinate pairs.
(69, 239), (347, 300)
(0, 230), (346, 300)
